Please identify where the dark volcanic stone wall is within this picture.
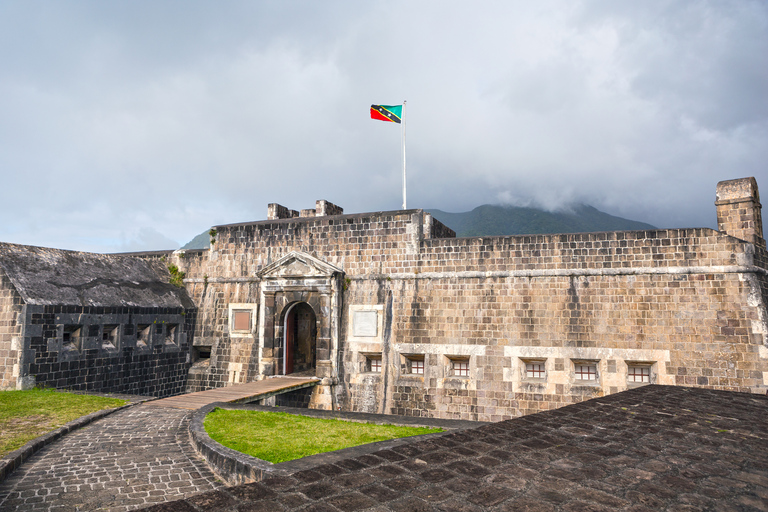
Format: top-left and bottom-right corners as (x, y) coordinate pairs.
(23, 305), (194, 397)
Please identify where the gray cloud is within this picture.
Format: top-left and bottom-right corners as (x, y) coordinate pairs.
(0, 0), (766, 252)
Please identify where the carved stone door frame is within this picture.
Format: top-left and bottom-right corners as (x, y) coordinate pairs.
(256, 252), (343, 380)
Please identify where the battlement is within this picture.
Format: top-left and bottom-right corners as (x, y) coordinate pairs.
(716, 177), (764, 247)
(268, 200), (344, 220)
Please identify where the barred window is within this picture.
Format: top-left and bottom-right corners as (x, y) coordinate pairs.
(411, 359), (424, 375)
(628, 365), (651, 383)
(575, 363), (598, 381)
(526, 362), (546, 379)
(451, 359), (469, 377)
(368, 356), (382, 373)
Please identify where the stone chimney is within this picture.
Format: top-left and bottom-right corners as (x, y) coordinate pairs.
(715, 177), (764, 247)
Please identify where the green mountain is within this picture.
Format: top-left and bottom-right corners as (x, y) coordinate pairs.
(181, 204), (656, 249)
(427, 204), (656, 237)
(181, 231), (210, 250)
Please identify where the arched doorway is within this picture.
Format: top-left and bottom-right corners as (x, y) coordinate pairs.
(282, 302), (317, 375)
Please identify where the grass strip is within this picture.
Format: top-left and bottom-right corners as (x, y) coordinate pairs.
(204, 408), (443, 463)
(0, 388), (127, 457)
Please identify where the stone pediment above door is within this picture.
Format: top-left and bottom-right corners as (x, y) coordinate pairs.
(257, 251), (343, 279)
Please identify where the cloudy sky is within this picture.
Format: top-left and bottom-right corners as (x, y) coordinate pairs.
(1, 1), (766, 252)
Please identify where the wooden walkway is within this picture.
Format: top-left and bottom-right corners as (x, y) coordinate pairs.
(144, 377), (320, 410)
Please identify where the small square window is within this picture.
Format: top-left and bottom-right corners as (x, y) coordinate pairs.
(451, 359), (469, 377)
(233, 310), (251, 331)
(574, 363), (598, 381)
(367, 356), (382, 373)
(402, 355), (425, 375)
(526, 362), (546, 379)
(628, 365), (651, 383)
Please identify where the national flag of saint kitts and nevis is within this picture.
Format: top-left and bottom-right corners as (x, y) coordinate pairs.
(370, 104), (402, 123)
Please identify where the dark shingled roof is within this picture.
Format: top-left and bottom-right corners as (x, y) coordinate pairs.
(0, 243), (194, 308)
(142, 385), (768, 511)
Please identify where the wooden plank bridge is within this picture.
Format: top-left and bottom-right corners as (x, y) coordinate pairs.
(144, 376), (320, 410)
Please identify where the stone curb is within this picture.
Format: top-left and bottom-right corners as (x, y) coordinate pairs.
(0, 402), (136, 484)
(189, 402), (487, 486)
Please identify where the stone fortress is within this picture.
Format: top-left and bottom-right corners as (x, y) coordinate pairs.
(0, 177), (766, 422)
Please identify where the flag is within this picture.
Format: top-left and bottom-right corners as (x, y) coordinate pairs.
(370, 104), (402, 123)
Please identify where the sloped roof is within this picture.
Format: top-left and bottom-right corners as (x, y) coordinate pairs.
(0, 242), (194, 308)
(149, 385), (768, 511)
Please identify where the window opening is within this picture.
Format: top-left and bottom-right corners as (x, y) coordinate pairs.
(62, 325), (82, 351)
(451, 359), (470, 377)
(165, 324), (178, 345)
(410, 358), (424, 375)
(526, 362), (546, 379)
(575, 363), (598, 381)
(102, 324), (119, 350)
(628, 365), (651, 383)
(367, 356), (382, 373)
(137, 324), (151, 347)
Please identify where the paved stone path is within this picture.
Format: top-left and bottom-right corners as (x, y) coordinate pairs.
(0, 405), (223, 512)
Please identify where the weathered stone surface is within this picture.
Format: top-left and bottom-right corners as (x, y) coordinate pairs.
(0, 405), (221, 511)
(136, 386), (768, 511)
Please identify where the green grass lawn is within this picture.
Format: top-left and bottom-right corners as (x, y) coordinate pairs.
(0, 388), (127, 458)
(204, 408), (443, 463)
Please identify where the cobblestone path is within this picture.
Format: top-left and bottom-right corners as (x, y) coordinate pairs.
(0, 405), (223, 512)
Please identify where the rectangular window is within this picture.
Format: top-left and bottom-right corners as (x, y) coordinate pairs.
(368, 356), (382, 373)
(451, 359), (470, 377)
(411, 359), (424, 375)
(575, 363), (598, 381)
(628, 365), (651, 383)
(232, 310), (251, 332)
(526, 362), (546, 379)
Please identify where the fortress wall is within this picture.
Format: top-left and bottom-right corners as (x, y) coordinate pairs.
(20, 305), (192, 397)
(168, 188), (768, 419)
(183, 279), (261, 391)
(416, 228), (749, 273)
(340, 227), (768, 421)
(0, 268), (24, 389)
(177, 210), (426, 281)
(365, 271), (765, 421)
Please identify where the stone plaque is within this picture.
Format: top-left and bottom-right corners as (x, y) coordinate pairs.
(353, 311), (378, 337)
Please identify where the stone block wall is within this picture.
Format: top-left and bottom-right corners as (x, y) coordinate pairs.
(170, 184), (768, 421)
(716, 177), (763, 247)
(339, 227), (768, 421)
(17, 305), (194, 397)
(0, 268), (24, 389)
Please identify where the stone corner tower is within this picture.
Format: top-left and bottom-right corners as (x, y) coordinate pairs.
(716, 177), (764, 247)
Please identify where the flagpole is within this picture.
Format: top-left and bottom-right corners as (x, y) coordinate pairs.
(402, 100), (407, 210)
